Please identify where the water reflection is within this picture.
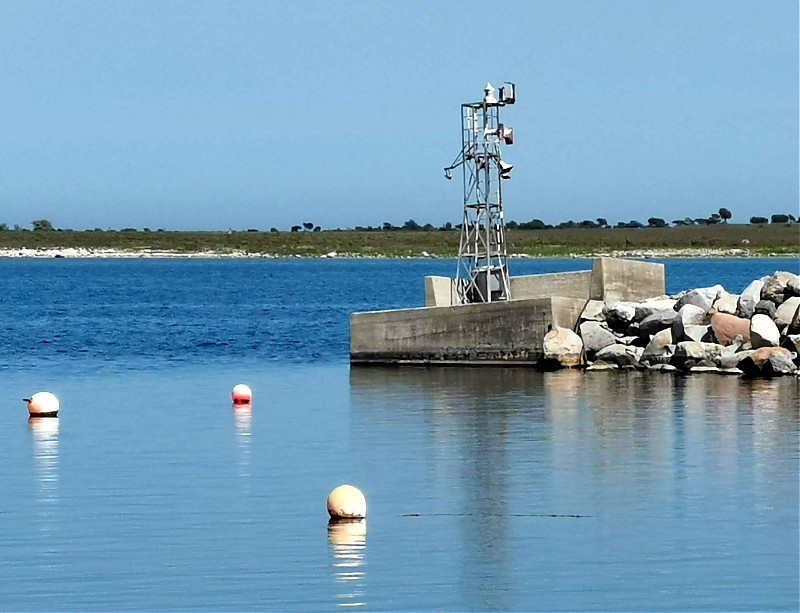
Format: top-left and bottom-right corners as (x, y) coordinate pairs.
(328, 519), (367, 608)
(232, 404), (252, 479)
(349, 366), (799, 606)
(350, 366), (799, 460)
(28, 417), (59, 532)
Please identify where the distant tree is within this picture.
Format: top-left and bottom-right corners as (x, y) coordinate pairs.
(579, 220), (599, 228)
(291, 225), (301, 232)
(750, 216), (768, 224)
(718, 207), (732, 223)
(625, 220), (644, 228)
(303, 222), (314, 231)
(0, 223), (7, 231)
(31, 219), (54, 231)
(270, 227), (279, 232)
(519, 219), (547, 230)
(694, 218), (709, 225)
(422, 223), (435, 231)
(707, 213), (721, 225)
(382, 222), (395, 231)
(672, 219), (687, 226)
(13, 224), (21, 231)
(596, 218), (608, 228)
(556, 220), (576, 229)
(143, 227), (151, 232)
(313, 226), (321, 232)
(771, 214), (790, 224)
(402, 219), (421, 230)
(504, 220), (518, 230)
(647, 218), (667, 228)
(789, 215), (797, 223)
(246, 228), (259, 232)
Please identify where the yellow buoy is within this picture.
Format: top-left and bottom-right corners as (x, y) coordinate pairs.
(24, 392), (59, 417)
(326, 484), (366, 519)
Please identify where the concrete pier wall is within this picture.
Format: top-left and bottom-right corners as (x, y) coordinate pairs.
(590, 257), (665, 302)
(350, 297), (585, 364)
(355, 257), (666, 365)
(424, 258), (664, 307)
(424, 276), (457, 307)
(510, 270), (593, 301)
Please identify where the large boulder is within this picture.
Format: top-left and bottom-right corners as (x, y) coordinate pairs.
(787, 274), (800, 297)
(761, 274), (788, 306)
(753, 300), (777, 318)
(781, 335), (800, 364)
(710, 310), (751, 346)
(603, 302), (637, 332)
(775, 297), (800, 328)
(737, 278), (765, 318)
(712, 291), (740, 315)
(683, 324), (713, 343)
(673, 341), (723, 369)
(639, 310), (678, 336)
(580, 300), (606, 322)
(641, 328), (674, 364)
(750, 314), (780, 349)
(634, 298), (677, 321)
(738, 347), (797, 377)
(579, 321), (618, 355)
(542, 326), (584, 368)
(674, 284), (724, 312)
(719, 348), (752, 370)
(672, 304), (708, 342)
(594, 343), (643, 367)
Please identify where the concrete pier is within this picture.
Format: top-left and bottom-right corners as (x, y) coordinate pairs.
(350, 297), (586, 364)
(350, 257), (666, 365)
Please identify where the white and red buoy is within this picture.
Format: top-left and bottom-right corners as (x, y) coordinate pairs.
(24, 392), (59, 417)
(327, 484), (367, 520)
(231, 384), (252, 405)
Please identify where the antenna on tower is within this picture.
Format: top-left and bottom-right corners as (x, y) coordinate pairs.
(443, 82), (516, 304)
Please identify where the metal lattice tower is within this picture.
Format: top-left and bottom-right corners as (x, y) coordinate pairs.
(444, 82), (516, 304)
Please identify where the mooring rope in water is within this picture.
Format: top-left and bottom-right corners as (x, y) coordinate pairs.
(401, 512), (588, 518)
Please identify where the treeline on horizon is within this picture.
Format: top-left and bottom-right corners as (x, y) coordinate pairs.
(0, 208), (797, 234)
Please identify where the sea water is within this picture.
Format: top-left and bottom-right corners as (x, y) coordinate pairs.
(0, 258), (797, 611)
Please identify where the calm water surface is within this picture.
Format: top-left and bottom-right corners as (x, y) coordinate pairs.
(0, 258), (798, 611)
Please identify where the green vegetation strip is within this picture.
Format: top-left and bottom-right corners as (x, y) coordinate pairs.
(0, 225), (796, 257)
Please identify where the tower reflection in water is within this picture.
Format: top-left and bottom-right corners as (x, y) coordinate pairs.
(328, 519), (367, 609)
(28, 417), (59, 532)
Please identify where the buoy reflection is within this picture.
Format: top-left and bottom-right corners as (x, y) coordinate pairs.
(328, 519), (367, 608)
(28, 417), (59, 529)
(232, 404), (252, 478)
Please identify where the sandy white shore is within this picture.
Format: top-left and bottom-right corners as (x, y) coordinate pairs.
(0, 246), (794, 259)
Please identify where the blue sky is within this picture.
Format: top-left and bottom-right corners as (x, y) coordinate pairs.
(1, 0), (797, 230)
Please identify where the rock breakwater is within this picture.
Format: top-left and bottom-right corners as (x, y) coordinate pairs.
(544, 270), (800, 377)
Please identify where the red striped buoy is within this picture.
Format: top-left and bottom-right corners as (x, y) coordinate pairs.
(231, 384), (252, 405)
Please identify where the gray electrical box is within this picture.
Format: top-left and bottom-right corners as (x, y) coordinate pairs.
(468, 265), (509, 303)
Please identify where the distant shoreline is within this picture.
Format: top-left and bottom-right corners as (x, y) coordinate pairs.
(0, 226), (796, 259)
(0, 246), (795, 260)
